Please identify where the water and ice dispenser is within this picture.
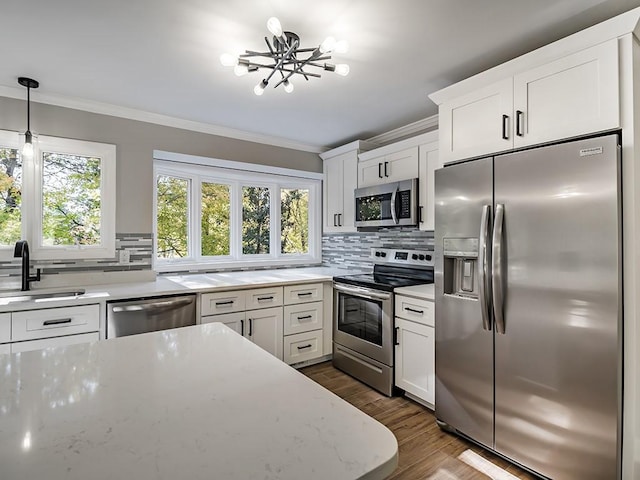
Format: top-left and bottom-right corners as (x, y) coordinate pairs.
(442, 238), (480, 299)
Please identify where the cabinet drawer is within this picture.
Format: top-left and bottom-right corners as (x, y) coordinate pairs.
(283, 283), (324, 305)
(283, 330), (323, 365)
(201, 291), (245, 316)
(283, 301), (323, 335)
(395, 295), (434, 326)
(11, 304), (100, 342)
(245, 286), (283, 311)
(11, 332), (99, 354)
(0, 312), (10, 343)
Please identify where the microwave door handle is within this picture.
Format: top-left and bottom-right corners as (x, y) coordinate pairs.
(390, 187), (399, 224)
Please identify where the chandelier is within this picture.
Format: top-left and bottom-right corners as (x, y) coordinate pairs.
(220, 17), (349, 95)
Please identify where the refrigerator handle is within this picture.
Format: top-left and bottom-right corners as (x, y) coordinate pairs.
(492, 203), (506, 334)
(390, 187), (399, 224)
(478, 204), (492, 331)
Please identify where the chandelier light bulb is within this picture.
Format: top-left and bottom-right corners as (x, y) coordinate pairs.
(283, 80), (294, 93)
(334, 40), (349, 54)
(220, 53), (238, 67)
(254, 80), (267, 96)
(234, 64), (249, 76)
(334, 64), (350, 76)
(319, 36), (336, 54)
(22, 138), (34, 159)
(267, 17), (283, 37)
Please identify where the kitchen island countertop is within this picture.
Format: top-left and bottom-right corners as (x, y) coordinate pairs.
(0, 322), (398, 479)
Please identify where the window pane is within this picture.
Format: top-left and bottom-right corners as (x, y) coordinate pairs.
(281, 188), (309, 254)
(0, 147), (22, 246)
(42, 152), (101, 246)
(156, 175), (189, 259)
(201, 182), (230, 256)
(242, 186), (270, 254)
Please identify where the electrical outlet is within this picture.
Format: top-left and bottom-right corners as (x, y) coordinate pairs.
(118, 250), (131, 264)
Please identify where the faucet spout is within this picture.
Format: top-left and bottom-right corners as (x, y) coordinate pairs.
(13, 240), (40, 291)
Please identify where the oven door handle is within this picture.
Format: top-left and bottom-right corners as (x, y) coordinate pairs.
(333, 283), (392, 301)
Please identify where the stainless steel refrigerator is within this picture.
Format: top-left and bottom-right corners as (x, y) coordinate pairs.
(434, 133), (621, 479)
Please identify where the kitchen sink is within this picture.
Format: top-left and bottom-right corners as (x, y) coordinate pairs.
(0, 288), (86, 303)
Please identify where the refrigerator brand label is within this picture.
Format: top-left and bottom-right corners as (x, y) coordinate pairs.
(579, 146), (603, 157)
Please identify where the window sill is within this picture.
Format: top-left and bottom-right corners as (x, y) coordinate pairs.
(154, 257), (322, 274)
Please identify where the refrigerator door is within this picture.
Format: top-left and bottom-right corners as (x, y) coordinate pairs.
(434, 157), (494, 448)
(493, 134), (620, 479)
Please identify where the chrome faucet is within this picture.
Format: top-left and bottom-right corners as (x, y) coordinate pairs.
(13, 240), (41, 291)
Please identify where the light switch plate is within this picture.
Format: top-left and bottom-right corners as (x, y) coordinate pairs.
(119, 250), (131, 263)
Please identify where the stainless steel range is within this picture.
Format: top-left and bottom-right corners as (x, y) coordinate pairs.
(333, 248), (434, 396)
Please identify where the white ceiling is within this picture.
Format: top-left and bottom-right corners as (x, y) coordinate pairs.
(2, 0), (640, 151)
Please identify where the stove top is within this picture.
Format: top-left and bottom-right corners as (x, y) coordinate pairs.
(333, 248), (434, 292)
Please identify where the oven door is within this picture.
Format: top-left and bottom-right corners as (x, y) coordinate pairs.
(333, 282), (394, 366)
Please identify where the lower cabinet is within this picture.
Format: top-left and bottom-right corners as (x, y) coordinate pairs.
(283, 329), (323, 364)
(394, 295), (435, 407)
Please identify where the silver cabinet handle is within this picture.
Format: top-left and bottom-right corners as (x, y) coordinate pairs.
(390, 186), (399, 224)
(478, 205), (492, 331)
(492, 203), (506, 334)
(43, 318), (72, 326)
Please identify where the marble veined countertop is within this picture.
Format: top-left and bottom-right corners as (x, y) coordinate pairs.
(0, 322), (398, 479)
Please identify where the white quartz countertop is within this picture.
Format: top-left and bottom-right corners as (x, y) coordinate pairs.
(0, 323), (398, 479)
(0, 267), (357, 312)
(394, 283), (435, 301)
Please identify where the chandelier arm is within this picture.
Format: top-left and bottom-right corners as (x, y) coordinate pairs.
(264, 39), (299, 84)
(273, 53), (318, 88)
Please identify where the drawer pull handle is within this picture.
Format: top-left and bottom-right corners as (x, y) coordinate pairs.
(297, 315), (313, 321)
(215, 300), (234, 306)
(240, 319), (244, 336)
(297, 344), (313, 350)
(404, 307), (424, 314)
(43, 318), (72, 326)
(257, 296), (274, 301)
(297, 292), (313, 297)
(248, 318), (253, 336)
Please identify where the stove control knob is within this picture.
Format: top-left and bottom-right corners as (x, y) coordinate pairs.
(418, 254), (425, 261)
(412, 254), (418, 260)
(380, 252), (387, 257)
(426, 254), (432, 261)
(375, 251), (381, 257)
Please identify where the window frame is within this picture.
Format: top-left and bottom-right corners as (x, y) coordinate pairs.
(153, 157), (321, 272)
(0, 130), (116, 261)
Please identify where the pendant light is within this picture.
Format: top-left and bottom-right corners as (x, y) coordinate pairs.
(18, 77), (39, 159)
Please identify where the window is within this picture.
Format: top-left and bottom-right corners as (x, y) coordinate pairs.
(153, 156), (321, 271)
(0, 130), (116, 260)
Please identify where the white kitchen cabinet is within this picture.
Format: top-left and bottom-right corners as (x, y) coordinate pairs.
(418, 140), (441, 231)
(11, 332), (100, 354)
(437, 39), (619, 163)
(11, 304), (100, 342)
(283, 301), (323, 336)
(283, 283), (323, 305)
(0, 312), (10, 343)
(321, 140), (376, 233)
(201, 311), (245, 334)
(357, 147), (419, 187)
(244, 286), (283, 311)
(283, 329), (323, 364)
(394, 294), (435, 407)
(245, 307), (283, 360)
(201, 291), (246, 316)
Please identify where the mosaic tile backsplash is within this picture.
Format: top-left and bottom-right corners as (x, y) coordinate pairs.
(322, 228), (435, 271)
(0, 233), (153, 279)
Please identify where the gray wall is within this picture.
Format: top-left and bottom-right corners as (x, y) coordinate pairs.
(0, 96), (322, 233)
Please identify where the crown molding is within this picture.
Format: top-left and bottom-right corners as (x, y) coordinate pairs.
(365, 115), (438, 146)
(0, 85), (325, 154)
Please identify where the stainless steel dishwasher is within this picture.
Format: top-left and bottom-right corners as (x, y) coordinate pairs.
(106, 294), (196, 339)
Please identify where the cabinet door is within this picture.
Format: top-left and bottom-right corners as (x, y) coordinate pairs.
(358, 147), (419, 187)
(11, 332), (99, 354)
(358, 156), (386, 187)
(246, 307), (283, 360)
(418, 141), (441, 231)
(513, 38), (619, 148)
(395, 318), (435, 406)
(323, 154), (344, 233)
(439, 77), (513, 164)
(201, 312), (245, 335)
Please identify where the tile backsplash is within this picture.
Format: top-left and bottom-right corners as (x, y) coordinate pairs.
(322, 228), (434, 271)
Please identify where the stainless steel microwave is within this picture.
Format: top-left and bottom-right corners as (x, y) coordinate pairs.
(354, 178), (418, 228)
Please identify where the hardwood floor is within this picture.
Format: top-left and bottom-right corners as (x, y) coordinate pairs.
(300, 362), (537, 480)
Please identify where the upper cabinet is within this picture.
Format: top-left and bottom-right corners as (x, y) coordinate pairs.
(321, 140), (377, 233)
(435, 38), (619, 164)
(418, 140), (441, 231)
(357, 146), (419, 187)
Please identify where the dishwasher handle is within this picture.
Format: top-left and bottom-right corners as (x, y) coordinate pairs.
(111, 297), (194, 313)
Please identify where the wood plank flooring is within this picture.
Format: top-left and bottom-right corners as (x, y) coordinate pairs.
(300, 362), (537, 480)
